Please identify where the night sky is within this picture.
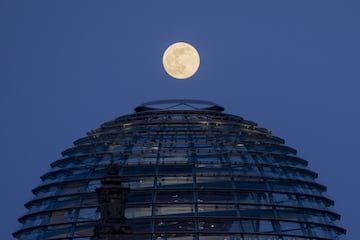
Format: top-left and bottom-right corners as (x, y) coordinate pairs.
(1, 1), (359, 239)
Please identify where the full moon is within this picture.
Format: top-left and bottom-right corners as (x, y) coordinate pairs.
(162, 42), (200, 79)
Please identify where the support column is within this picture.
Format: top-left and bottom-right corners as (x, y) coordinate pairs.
(94, 163), (132, 240)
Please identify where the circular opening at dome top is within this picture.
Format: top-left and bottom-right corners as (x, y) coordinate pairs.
(134, 99), (224, 112)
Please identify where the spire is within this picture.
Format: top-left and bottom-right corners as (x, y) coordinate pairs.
(93, 162), (131, 240)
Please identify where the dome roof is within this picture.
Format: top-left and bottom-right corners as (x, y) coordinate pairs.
(134, 99), (224, 112)
(14, 100), (346, 240)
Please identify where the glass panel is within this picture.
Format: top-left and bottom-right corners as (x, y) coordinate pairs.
(128, 220), (152, 233)
(155, 220), (195, 232)
(258, 220), (274, 232)
(73, 222), (96, 237)
(61, 181), (86, 194)
(125, 177), (155, 188)
(53, 195), (80, 209)
(236, 191), (254, 202)
(28, 200), (50, 213)
(196, 177), (232, 188)
(72, 229), (93, 237)
(277, 207), (304, 221)
(232, 165), (261, 176)
(78, 207), (99, 221)
(197, 191), (234, 203)
(17, 228), (43, 239)
(158, 177), (193, 188)
(158, 165), (193, 175)
(199, 219), (240, 232)
(69, 169), (90, 180)
(36, 186), (58, 198)
(234, 179), (267, 190)
(241, 220), (256, 232)
(126, 206), (152, 218)
(154, 234), (195, 240)
(251, 192), (270, 204)
(239, 205), (275, 218)
(272, 192), (304, 208)
(280, 221), (305, 235)
(155, 204), (195, 217)
(23, 214), (47, 228)
(159, 156), (190, 164)
(157, 191), (193, 203)
(122, 166), (155, 176)
(86, 180), (101, 191)
(229, 155), (252, 164)
(198, 204), (238, 217)
(197, 156), (222, 167)
(49, 209), (76, 223)
(196, 167), (231, 176)
(45, 224), (72, 238)
(126, 157), (157, 165)
(128, 192), (153, 203)
(81, 194), (98, 207)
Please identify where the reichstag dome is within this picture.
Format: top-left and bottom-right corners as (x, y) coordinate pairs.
(13, 100), (346, 240)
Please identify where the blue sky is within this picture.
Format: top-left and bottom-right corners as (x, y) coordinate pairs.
(1, 1), (359, 239)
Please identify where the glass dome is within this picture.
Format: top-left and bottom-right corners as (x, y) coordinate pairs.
(14, 100), (346, 240)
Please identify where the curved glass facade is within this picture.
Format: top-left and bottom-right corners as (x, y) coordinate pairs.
(14, 100), (346, 240)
